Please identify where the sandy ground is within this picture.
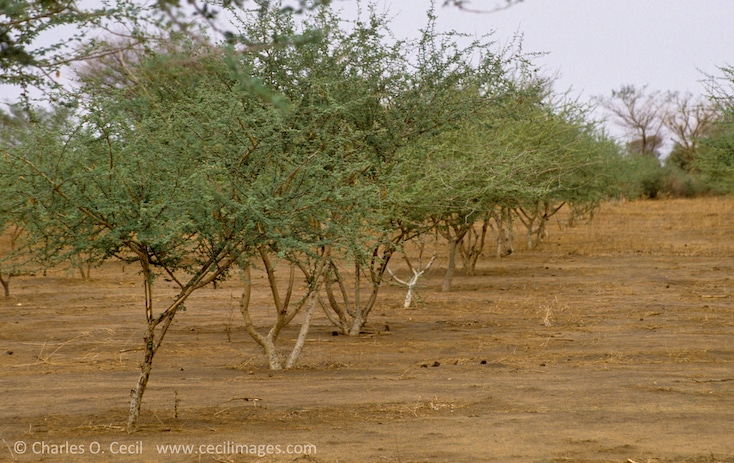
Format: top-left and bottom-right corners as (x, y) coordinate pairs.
(1, 197), (733, 463)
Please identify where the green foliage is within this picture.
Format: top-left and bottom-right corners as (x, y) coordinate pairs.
(666, 142), (695, 172)
(6, 94), (237, 275)
(617, 154), (664, 199)
(617, 155), (711, 199)
(1, 1), (634, 294)
(385, 13), (537, 226)
(696, 126), (734, 194)
(394, 82), (624, 231)
(3, 3), (409, 276)
(661, 166), (712, 197)
(695, 66), (734, 194)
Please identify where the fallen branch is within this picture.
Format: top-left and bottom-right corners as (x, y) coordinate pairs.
(227, 397), (263, 408)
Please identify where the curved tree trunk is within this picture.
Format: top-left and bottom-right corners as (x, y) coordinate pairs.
(286, 286), (319, 369)
(127, 290), (188, 430)
(240, 247), (330, 369)
(439, 222), (471, 293)
(239, 264), (284, 370)
(126, 242), (238, 431)
(128, 312), (176, 429)
(320, 242), (397, 336)
(459, 212), (489, 276)
(0, 272), (10, 298)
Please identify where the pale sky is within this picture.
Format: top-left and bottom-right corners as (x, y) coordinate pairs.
(347, 0), (733, 102)
(331, 0), (734, 142)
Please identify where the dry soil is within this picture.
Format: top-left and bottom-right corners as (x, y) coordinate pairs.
(1, 197), (733, 463)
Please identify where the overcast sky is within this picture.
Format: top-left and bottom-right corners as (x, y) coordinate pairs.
(340, 0), (733, 103)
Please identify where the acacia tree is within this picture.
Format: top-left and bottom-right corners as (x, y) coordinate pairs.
(0, 104), (71, 295)
(2, 43), (280, 430)
(510, 98), (623, 248)
(83, 6), (399, 368)
(394, 76), (547, 289)
(312, 10), (538, 324)
(219, 5), (408, 343)
(412, 75), (624, 282)
(408, 119), (550, 291)
(293, 9), (440, 336)
(455, 90), (552, 269)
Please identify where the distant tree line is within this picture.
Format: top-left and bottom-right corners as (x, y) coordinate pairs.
(599, 80), (734, 198)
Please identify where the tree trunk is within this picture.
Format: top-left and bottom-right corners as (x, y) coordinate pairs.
(353, 261), (361, 317)
(442, 237), (459, 292)
(79, 261), (92, 280)
(263, 336), (283, 370)
(321, 246), (393, 336)
(459, 213), (489, 276)
(128, 325), (155, 430)
(438, 221), (471, 293)
(239, 264), (284, 370)
(241, 248), (330, 368)
(404, 286), (414, 309)
(125, 248), (213, 431)
(348, 277), (382, 335)
(0, 272), (10, 298)
(515, 204), (537, 249)
(286, 288), (318, 369)
(349, 310), (365, 336)
(319, 262), (352, 333)
(127, 310), (176, 430)
(490, 207), (514, 257)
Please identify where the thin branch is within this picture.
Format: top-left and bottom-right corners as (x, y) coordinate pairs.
(444, 0), (524, 14)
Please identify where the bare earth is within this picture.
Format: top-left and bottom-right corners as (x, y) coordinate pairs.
(1, 197), (733, 463)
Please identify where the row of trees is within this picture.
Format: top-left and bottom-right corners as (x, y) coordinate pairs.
(5, 1), (731, 431)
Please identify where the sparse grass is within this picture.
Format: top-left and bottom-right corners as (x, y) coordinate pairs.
(13, 333), (91, 367)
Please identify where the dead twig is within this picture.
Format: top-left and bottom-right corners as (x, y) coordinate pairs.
(118, 347), (143, 353)
(691, 378), (734, 383)
(14, 333), (90, 367)
(2, 438), (17, 462)
(226, 397), (263, 408)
